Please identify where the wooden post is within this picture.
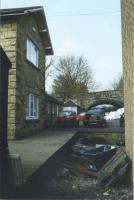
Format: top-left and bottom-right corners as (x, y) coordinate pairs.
(0, 46), (11, 198)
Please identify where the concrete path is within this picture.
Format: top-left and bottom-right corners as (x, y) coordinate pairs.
(8, 129), (77, 181)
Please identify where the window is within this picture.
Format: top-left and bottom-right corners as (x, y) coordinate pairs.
(26, 38), (39, 67)
(26, 93), (39, 120)
(52, 104), (55, 114)
(47, 102), (51, 114)
(56, 105), (59, 116)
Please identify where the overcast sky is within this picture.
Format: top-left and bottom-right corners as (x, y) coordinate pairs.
(1, 0), (122, 92)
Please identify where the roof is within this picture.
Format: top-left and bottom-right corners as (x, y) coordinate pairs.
(0, 6), (53, 55)
(45, 93), (63, 105)
(64, 100), (80, 107)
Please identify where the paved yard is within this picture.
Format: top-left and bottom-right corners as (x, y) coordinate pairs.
(8, 129), (77, 180)
(8, 120), (124, 181)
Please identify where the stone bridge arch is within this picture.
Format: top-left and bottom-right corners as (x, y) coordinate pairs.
(87, 90), (123, 109)
(87, 99), (124, 110)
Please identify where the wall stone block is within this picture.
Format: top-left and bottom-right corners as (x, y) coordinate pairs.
(5, 31), (16, 39)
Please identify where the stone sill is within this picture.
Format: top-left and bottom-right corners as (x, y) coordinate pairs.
(25, 118), (40, 123)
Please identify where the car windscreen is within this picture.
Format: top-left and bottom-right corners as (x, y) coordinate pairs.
(86, 109), (104, 115)
(59, 111), (72, 116)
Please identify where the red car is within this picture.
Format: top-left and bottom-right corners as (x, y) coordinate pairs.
(76, 112), (86, 126)
(56, 111), (77, 126)
(77, 112), (86, 121)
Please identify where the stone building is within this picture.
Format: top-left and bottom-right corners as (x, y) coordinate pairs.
(45, 93), (63, 126)
(121, 0), (134, 178)
(0, 7), (53, 139)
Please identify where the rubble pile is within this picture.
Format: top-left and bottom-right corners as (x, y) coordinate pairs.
(45, 168), (132, 200)
(44, 136), (132, 199)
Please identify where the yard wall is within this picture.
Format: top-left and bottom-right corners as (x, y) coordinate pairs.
(121, 0), (134, 179)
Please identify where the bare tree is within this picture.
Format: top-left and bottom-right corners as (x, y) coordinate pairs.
(52, 55), (95, 107)
(45, 56), (55, 80)
(111, 74), (124, 99)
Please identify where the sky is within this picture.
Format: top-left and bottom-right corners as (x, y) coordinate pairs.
(1, 0), (122, 92)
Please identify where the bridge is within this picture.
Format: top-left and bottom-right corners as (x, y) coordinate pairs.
(87, 90), (123, 109)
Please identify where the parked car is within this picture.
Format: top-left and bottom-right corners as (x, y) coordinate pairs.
(77, 112), (86, 121)
(56, 111), (77, 126)
(120, 113), (125, 127)
(84, 107), (106, 127)
(76, 112), (86, 126)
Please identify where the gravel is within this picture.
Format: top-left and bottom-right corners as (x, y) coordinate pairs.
(44, 167), (133, 200)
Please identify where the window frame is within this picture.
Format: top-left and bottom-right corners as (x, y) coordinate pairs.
(47, 102), (51, 114)
(26, 37), (39, 68)
(56, 105), (59, 116)
(26, 93), (39, 120)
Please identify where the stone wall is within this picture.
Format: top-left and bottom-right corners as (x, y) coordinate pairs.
(15, 15), (47, 139)
(121, 0), (134, 177)
(0, 21), (17, 139)
(0, 15), (48, 139)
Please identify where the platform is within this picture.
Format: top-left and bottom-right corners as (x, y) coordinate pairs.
(8, 129), (77, 180)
